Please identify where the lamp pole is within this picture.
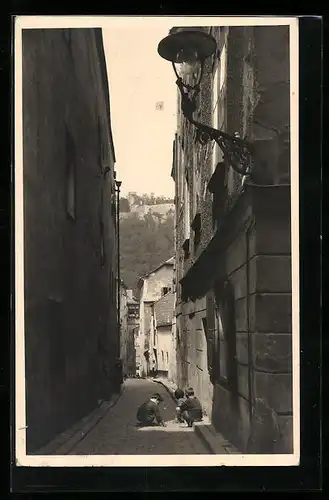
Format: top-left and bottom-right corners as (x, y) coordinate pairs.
(115, 180), (122, 367)
(115, 180), (122, 340)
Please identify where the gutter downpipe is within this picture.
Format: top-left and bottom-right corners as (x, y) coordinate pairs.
(246, 217), (255, 434)
(115, 180), (122, 388)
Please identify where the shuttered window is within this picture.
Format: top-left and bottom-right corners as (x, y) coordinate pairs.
(213, 279), (237, 391)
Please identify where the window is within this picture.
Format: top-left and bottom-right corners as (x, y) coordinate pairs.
(182, 238), (190, 261)
(212, 65), (220, 175)
(214, 302), (227, 380)
(219, 44), (227, 90)
(212, 41), (228, 174)
(65, 128), (76, 220)
(212, 279), (237, 388)
(213, 66), (220, 129)
(184, 171), (190, 240)
(204, 296), (215, 380)
(111, 189), (116, 216)
(162, 287), (168, 296)
(192, 212), (201, 253)
(182, 169), (191, 260)
(98, 117), (108, 173)
(207, 161), (227, 234)
(192, 152), (199, 218)
(179, 145), (185, 208)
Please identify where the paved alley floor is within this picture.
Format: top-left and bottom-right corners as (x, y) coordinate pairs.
(69, 378), (209, 455)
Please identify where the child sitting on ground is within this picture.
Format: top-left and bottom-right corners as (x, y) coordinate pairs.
(179, 387), (203, 428)
(174, 388), (187, 423)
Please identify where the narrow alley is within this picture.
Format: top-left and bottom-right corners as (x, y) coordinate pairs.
(68, 379), (209, 455)
(18, 23), (296, 468)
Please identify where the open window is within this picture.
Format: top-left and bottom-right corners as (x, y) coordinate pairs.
(182, 238), (190, 261)
(207, 161), (227, 233)
(191, 212), (201, 253)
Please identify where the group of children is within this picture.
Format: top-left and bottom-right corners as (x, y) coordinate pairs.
(136, 387), (203, 429)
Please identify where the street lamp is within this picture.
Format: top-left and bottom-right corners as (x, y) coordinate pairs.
(157, 28), (254, 176)
(115, 180), (122, 356)
(113, 179), (124, 391)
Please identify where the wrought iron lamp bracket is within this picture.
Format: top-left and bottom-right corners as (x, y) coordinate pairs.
(176, 78), (254, 177)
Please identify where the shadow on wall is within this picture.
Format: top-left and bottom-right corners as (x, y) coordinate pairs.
(203, 279), (245, 451)
(202, 277), (290, 454)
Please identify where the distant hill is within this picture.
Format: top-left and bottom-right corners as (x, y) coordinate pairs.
(119, 193), (175, 294)
(121, 192), (174, 209)
(119, 192), (174, 219)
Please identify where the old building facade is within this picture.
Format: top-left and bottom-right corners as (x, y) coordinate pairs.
(126, 290), (139, 376)
(171, 26), (292, 453)
(120, 288), (139, 377)
(137, 257), (174, 377)
(22, 28), (119, 452)
(119, 280), (129, 376)
(149, 291), (175, 378)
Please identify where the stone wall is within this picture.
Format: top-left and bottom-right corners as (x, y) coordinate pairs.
(172, 25), (292, 454)
(247, 186), (292, 453)
(119, 286), (129, 375)
(127, 301), (139, 376)
(22, 28), (118, 452)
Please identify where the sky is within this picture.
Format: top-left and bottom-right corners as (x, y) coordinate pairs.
(103, 23), (177, 198)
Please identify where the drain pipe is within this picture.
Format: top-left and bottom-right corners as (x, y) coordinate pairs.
(115, 180), (122, 390)
(245, 220), (254, 425)
(115, 180), (122, 354)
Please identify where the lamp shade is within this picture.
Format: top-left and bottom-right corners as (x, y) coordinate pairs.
(157, 29), (217, 64)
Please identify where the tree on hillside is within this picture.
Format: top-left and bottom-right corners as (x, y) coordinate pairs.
(119, 211), (174, 295)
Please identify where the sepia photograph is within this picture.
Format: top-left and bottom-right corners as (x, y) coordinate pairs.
(14, 16), (299, 467)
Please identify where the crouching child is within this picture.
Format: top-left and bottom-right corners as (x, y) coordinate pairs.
(136, 393), (166, 427)
(174, 388), (187, 423)
(179, 387), (203, 427)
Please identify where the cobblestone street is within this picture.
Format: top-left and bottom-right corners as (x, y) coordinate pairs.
(69, 379), (209, 455)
